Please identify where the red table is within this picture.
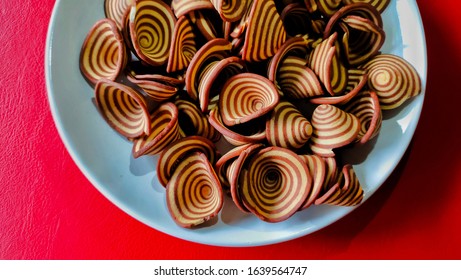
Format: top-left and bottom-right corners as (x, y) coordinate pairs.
(1, 0), (460, 260)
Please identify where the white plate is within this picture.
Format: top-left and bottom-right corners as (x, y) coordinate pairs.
(45, 0), (427, 247)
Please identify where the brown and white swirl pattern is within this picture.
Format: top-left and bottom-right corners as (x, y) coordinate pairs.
(126, 73), (179, 102)
(175, 99), (220, 142)
(241, 0), (287, 62)
(171, 0), (215, 18)
(240, 147), (312, 222)
(185, 39), (233, 101)
(132, 102), (181, 158)
(316, 0), (343, 17)
(309, 68), (368, 105)
(166, 152), (223, 228)
(208, 106), (266, 146)
(129, 0), (176, 67)
(341, 0), (390, 13)
(104, 0), (135, 30)
(228, 143), (264, 213)
(315, 164), (363, 206)
(80, 18), (128, 86)
(197, 56), (246, 113)
(219, 73), (280, 127)
(211, 0), (248, 22)
(298, 154), (326, 209)
(166, 16), (197, 73)
(94, 79), (151, 138)
(266, 101), (313, 150)
(360, 54), (422, 110)
(324, 3), (385, 66)
(309, 104), (360, 157)
(309, 33), (348, 96)
(157, 136), (217, 187)
(344, 90), (382, 144)
(278, 56), (324, 99)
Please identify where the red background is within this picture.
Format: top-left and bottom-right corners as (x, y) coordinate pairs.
(1, 0), (460, 259)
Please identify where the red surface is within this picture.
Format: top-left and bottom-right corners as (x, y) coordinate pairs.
(1, 0), (461, 260)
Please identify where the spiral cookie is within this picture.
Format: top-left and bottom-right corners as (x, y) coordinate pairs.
(129, 0), (176, 67)
(126, 73), (179, 102)
(241, 0), (287, 62)
(211, 0), (248, 22)
(94, 79), (150, 138)
(132, 102), (181, 158)
(240, 147), (312, 222)
(219, 73), (280, 127)
(360, 54), (422, 110)
(166, 152), (223, 228)
(208, 106), (266, 146)
(309, 104), (361, 157)
(166, 16), (197, 73)
(309, 33), (348, 96)
(185, 39), (233, 100)
(316, 0), (343, 17)
(80, 18), (127, 86)
(344, 90), (382, 144)
(298, 154), (326, 209)
(175, 99), (221, 142)
(157, 136), (218, 187)
(104, 0), (134, 30)
(278, 56), (324, 99)
(267, 36), (313, 84)
(324, 3), (385, 66)
(197, 56), (246, 113)
(315, 164), (363, 206)
(341, 0), (390, 13)
(171, 0), (215, 18)
(266, 101), (313, 150)
(309, 68), (368, 105)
